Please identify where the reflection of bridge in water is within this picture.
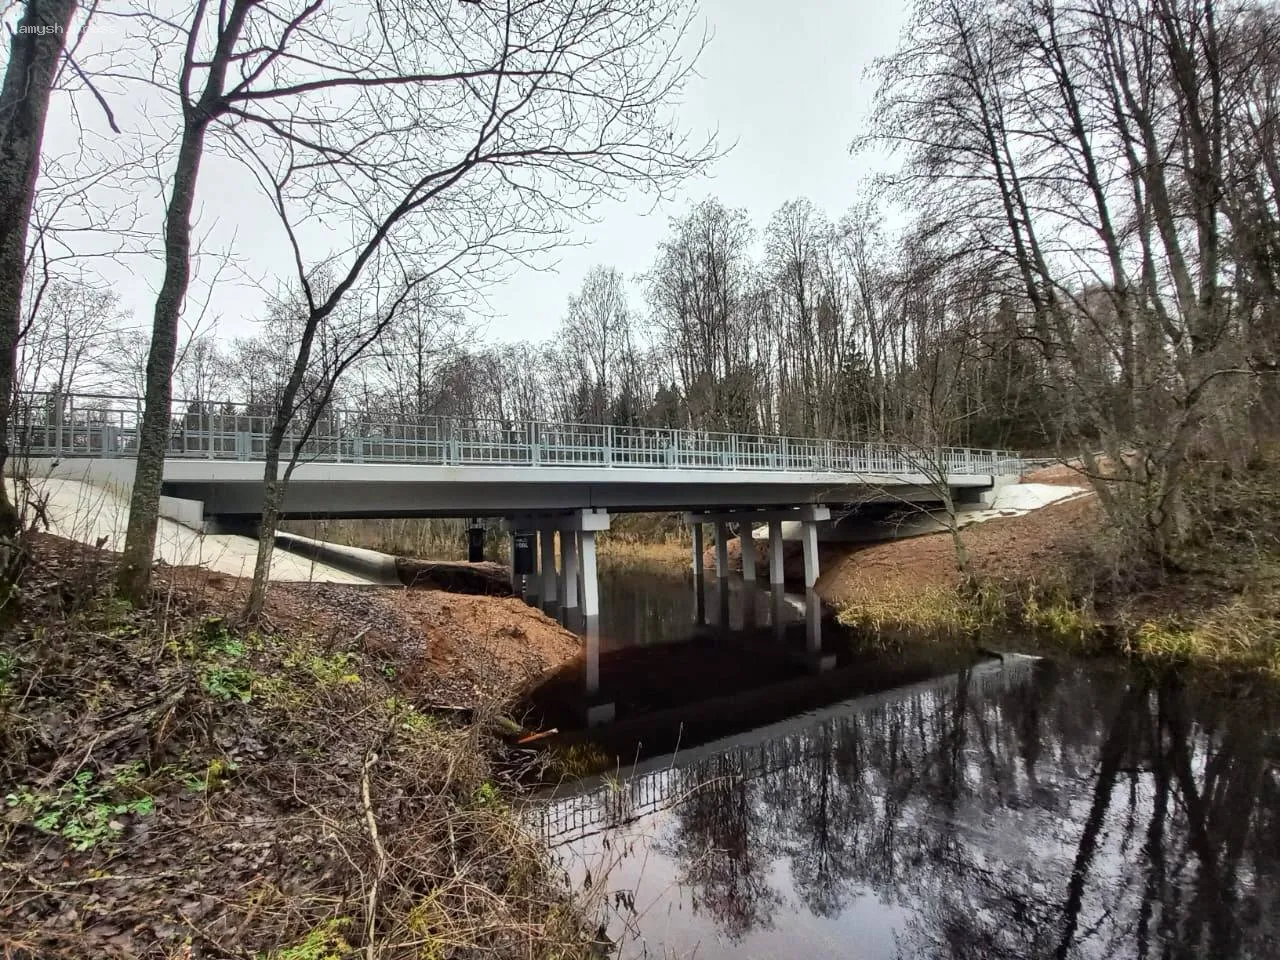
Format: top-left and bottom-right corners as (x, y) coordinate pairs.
(532, 656), (1041, 848)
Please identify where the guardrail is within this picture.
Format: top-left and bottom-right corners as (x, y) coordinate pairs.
(11, 392), (1020, 476)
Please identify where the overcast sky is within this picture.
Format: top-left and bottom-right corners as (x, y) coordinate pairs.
(42, 0), (908, 348)
(473, 0), (909, 343)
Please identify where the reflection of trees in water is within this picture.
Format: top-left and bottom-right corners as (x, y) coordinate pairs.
(655, 753), (784, 940)
(653, 664), (1280, 958)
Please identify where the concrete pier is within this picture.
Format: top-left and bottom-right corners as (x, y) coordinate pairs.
(740, 521), (757, 582)
(691, 522), (706, 625)
(560, 525), (579, 622)
(714, 520), (729, 579)
(801, 519), (820, 588)
(769, 520), (784, 586)
(539, 526), (558, 616)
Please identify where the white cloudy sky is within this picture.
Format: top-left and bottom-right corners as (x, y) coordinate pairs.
(475, 0), (910, 342)
(40, 0), (908, 347)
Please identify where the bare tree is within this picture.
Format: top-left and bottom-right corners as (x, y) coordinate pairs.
(0, 0), (79, 545)
(115, 0), (716, 602)
(242, 270), (426, 619)
(562, 265), (633, 421)
(16, 277), (124, 394)
(646, 198), (758, 430)
(865, 0), (1280, 562)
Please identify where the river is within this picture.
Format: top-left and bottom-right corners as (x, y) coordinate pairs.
(533, 560), (1280, 960)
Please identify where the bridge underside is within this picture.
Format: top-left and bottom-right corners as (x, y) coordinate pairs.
(159, 462), (996, 521)
(170, 477), (988, 520)
(29, 456), (998, 520)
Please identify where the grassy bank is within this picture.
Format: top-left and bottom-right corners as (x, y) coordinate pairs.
(831, 458), (1280, 684)
(0, 538), (602, 959)
(836, 570), (1280, 682)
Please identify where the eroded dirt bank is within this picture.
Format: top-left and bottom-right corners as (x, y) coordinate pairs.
(166, 561), (583, 708)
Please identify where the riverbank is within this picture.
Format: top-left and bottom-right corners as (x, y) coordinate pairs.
(0, 535), (598, 958)
(819, 460), (1280, 684)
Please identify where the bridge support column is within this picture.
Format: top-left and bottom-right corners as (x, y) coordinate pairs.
(714, 521), (729, 579)
(545, 509), (611, 726)
(716, 578), (731, 631)
(801, 519), (820, 589)
(740, 521), (756, 582)
(539, 524), (558, 616)
(508, 530), (523, 597)
(581, 529), (600, 696)
(525, 532), (541, 606)
(768, 520), (785, 586)
(804, 589), (834, 672)
(575, 531), (585, 619)
(560, 528), (579, 627)
(689, 521), (705, 625)
(771, 585), (787, 641)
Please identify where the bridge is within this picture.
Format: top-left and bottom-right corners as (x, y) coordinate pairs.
(18, 392), (1019, 723)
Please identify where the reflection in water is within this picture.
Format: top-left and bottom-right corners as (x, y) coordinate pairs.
(596, 564), (811, 653)
(542, 662), (1280, 959)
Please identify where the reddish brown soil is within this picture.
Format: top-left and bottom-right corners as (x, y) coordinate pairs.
(1024, 461), (1099, 486)
(162, 565), (581, 709)
(818, 494), (1102, 602)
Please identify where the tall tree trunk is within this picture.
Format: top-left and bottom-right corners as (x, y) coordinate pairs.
(115, 121), (207, 601)
(0, 0), (78, 545)
(243, 316), (322, 621)
(116, 0), (249, 602)
(243, 443), (282, 622)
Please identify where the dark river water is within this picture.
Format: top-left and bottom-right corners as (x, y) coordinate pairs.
(535, 563), (1280, 960)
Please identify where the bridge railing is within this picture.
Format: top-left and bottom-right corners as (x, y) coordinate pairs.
(11, 392), (1021, 476)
